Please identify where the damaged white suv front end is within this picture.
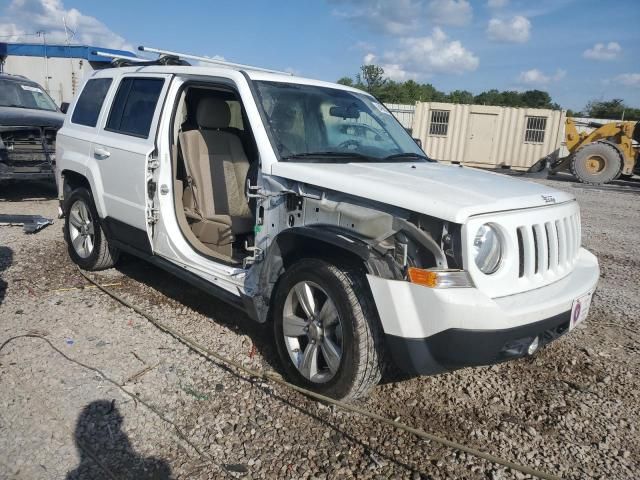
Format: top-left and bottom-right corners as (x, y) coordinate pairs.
(267, 152), (599, 376)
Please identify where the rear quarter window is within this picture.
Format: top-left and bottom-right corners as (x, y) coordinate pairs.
(105, 78), (165, 138)
(71, 78), (113, 127)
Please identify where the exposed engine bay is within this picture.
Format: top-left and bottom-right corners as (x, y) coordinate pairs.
(0, 126), (57, 180)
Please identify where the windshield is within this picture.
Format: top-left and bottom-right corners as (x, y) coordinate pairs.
(0, 79), (58, 112)
(254, 80), (428, 162)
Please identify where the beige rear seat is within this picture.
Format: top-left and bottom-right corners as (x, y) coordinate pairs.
(178, 97), (253, 258)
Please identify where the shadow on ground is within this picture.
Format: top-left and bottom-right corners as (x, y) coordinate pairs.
(0, 246), (12, 305)
(0, 180), (57, 201)
(66, 400), (172, 480)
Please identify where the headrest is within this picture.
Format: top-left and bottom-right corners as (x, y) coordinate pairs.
(271, 102), (296, 130)
(196, 97), (230, 129)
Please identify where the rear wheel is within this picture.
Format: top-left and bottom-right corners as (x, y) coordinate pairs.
(570, 141), (623, 185)
(273, 258), (385, 400)
(64, 188), (119, 270)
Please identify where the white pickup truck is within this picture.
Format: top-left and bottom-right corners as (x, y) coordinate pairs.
(55, 53), (599, 399)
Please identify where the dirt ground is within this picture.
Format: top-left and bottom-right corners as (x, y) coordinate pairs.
(0, 174), (639, 480)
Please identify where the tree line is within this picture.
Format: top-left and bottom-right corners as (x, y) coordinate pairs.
(338, 65), (640, 121)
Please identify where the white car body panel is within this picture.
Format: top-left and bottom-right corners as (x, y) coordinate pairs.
(367, 248), (599, 339)
(270, 161), (574, 224)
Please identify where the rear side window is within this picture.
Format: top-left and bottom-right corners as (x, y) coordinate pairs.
(106, 78), (164, 138)
(71, 78), (112, 127)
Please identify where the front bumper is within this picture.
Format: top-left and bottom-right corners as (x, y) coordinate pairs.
(0, 161), (55, 181)
(367, 248), (599, 375)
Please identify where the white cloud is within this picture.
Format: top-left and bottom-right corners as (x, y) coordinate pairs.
(330, 0), (472, 35)
(377, 27), (479, 79)
(518, 68), (566, 86)
(0, 0), (131, 50)
(426, 0), (472, 26)
(613, 73), (640, 88)
(363, 52), (376, 64)
(487, 15), (531, 43)
(330, 0), (425, 35)
(379, 63), (415, 82)
(487, 0), (509, 7)
(583, 42), (622, 61)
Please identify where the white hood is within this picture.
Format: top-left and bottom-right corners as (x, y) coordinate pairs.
(270, 161), (574, 223)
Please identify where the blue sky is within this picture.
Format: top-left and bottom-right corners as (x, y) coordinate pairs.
(1, 0), (639, 110)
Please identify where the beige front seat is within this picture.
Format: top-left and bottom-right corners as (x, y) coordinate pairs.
(178, 97), (253, 258)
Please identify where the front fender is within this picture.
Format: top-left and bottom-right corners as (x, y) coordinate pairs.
(243, 225), (403, 323)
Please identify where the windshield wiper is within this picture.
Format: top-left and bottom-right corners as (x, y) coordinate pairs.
(282, 151), (371, 162)
(381, 152), (431, 162)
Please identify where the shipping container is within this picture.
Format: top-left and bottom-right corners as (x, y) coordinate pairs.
(412, 102), (566, 170)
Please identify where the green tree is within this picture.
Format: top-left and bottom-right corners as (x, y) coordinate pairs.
(446, 90), (474, 104)
(418, 83), (446, 102)
(500, 91), (525, 108)
(337, 67), (567, 111)
(337, 76), (354, 87)
(585, 99), (625, 119)
(357, 64), (386, 94)
(473, 89), (502, 106)
(521, 90), (554, 108)
(584, 99), (640, 120)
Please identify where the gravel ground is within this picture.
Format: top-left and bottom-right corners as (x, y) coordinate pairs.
(0, 175), (638, 480)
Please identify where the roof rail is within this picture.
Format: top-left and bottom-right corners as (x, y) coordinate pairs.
(138, 45), (293, 75)
(92, 50), (190, 68)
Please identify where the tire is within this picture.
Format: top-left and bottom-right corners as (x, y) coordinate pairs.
(273, 258), (385, 400)
(64, 187), (119, 271)
(570, 141), (623, 185)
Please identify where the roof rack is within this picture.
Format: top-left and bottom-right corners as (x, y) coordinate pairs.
(138, 45), (293, 75)
(92, 50), (190, 68)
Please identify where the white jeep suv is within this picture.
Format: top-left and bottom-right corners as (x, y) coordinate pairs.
(55, 59), (600, 399)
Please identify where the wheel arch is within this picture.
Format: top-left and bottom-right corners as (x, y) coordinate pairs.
(243, 225), (402, 324)
(61, 169), (107, 218)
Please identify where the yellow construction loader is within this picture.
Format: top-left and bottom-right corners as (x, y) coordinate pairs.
(550, 118), (640, 185)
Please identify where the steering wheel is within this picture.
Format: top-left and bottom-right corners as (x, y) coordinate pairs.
(338, 139), (361, 150)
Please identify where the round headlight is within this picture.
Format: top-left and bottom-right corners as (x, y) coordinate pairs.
(472, 224), (503, 274)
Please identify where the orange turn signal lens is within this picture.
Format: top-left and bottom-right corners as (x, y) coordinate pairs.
(406, 268), (475, 288)
(407, 267), (439, 288)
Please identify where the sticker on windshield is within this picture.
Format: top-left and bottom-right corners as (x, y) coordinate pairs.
(20, 85), (43, 93)
(371, 102), (391, 115)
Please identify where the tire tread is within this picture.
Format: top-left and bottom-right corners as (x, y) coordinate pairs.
(64, 187), (119, 271)
(325, 262), (385, 399)
(570, 140), (623, 185)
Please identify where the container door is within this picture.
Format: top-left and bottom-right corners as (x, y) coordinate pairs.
(464, 113), (497, 165)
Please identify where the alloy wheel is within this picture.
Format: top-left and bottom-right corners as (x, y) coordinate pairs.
(68, 200), (95, 259)
(282, 281), (344, 383)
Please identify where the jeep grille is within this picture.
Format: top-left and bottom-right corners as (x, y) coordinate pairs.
(516, 212), (581, 279)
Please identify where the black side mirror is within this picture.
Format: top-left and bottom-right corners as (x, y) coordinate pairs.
(60, 102), (70, 114)
(413, 138), (422, 148)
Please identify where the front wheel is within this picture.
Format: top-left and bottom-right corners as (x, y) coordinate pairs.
(570, 141), (623, 185)
(64, 187), (119, 271)
(273, 258), (385, 400)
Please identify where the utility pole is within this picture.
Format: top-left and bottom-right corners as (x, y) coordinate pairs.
(63, 17), (77, 99)
(37, 30), (50, 93)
